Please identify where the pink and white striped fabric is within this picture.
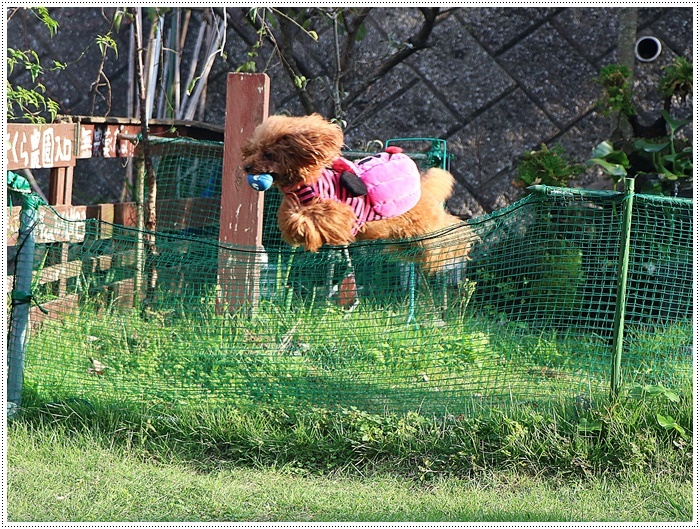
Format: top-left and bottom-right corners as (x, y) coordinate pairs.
(284, 151), (421, 235)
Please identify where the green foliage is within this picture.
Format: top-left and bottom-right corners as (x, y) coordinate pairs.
(7, 7), (123, 122)
(589, 58), (694, 196)
(595, 64), (635, 117)
(587, 111), (692, 194)
(516, 144), (584, 188)
(6, 47), (63, 123)
(633, 111), (692, 181)
(659, 56), (693, 100)
(14, 386), (693, 483)
(29, 6), (58, 36)
(95, 33), (119, 59)
(6, 8), (68, 123)
(627, 384), (688, 441)
(7, 409), (693, 521)
(586, 140), (630, 184)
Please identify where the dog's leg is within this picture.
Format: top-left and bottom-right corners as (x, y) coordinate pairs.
(338, 246), (359, 313)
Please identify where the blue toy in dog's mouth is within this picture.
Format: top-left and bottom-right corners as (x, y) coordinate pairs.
(247, 173), (273, 191)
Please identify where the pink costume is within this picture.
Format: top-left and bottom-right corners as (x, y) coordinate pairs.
(285, 147), (421, 235)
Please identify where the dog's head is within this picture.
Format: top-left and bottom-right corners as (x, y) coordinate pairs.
(242, 113), (344, 189)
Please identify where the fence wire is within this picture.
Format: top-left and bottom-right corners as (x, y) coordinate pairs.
(7, 139), (693, 415)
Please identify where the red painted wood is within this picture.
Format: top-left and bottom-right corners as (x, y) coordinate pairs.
(218, 73), (269, 246)
(49, 166), (74, 206)
(217, 73), (270, 313)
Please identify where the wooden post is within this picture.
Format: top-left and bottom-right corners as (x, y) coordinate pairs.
(217, 73), (270, 314)
(49, 163), (75, 299)
(48, 166), (74, 206)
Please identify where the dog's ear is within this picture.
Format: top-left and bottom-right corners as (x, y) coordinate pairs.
(278, 118), (344, 168)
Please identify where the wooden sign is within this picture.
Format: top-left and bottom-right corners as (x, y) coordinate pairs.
(6, 205), (86, 245)
(6, 123), (76, 170)
(6, 122), (140, 171)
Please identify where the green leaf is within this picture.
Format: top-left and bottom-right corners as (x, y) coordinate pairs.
(634, 139), (670, 153)
(590, 141), (615, 158)
(661, 173), (679, 181)
(577, 418), (602, 433)
(662, 388), (681, 403)
(630, 384), (681, 402)
(656, 413), (676, 429)
(113, 9), (125, 33)
(628, 385), (645, 400)
(587, 159), (628, 177)
(656, 413), (688, 440)
(235, 61), (257, 73)
(355, 22), (367, 42)
(662, 110), (691, 134)
(32, 7), (59, 37)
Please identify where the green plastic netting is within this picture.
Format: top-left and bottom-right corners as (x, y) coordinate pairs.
(7, 137), (693, 415)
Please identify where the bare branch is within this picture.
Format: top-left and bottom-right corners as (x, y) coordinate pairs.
(344, 7), (440, 107)
(339, 8), (372, 73)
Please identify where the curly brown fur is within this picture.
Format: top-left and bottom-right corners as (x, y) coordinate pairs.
(357, 168), (473, 273)
(277, 194), (357, 252)
(242, 113), (474, 271)
(242, 114), (343, 190)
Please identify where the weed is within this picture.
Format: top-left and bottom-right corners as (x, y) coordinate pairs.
(515, 144), (584, 188)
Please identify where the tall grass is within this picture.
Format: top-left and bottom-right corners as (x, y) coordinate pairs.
(22, 286), (691, 416)
(8, 418), (693, 521)
(15, 288), (692, 481)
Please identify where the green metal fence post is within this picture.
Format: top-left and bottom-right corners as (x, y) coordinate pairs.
(610, 177), (635, 398)
(7, 175), (40, 410)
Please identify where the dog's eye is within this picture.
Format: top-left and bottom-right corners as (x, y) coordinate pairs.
(263, 152), (275, 161)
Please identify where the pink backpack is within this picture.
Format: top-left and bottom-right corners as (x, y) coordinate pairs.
(354, 147), (421, 218)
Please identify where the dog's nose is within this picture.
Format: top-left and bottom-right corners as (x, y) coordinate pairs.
(244, 165), (252, 172)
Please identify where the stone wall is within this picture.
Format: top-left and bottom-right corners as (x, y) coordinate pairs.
(8, 7), (693, 213)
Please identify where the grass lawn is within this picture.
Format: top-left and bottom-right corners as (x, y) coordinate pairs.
(7, 418), (692, 522)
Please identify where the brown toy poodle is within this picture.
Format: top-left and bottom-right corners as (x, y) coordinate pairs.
(241, 113), (473, 273)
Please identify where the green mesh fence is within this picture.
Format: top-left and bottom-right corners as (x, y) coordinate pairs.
(7, 138), (693, 416)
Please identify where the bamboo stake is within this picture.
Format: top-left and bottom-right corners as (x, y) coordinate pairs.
(183, 16), (226, 120)
(177, 14), (206, 119)
(132, 8), (159, 308)
(127, 19), (135, 117)
(156, 16), (170, 119)
(122, 12), (137, 204)
(610, 178), (635, 398)
(145, 15), (163, 121)
(173, 8), (184, 115)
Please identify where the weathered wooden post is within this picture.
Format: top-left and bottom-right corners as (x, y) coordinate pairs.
(217, 73), (270, 313)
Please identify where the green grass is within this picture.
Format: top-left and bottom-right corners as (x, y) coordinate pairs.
(21, 292), (691, 415)
(12, 284), (693, 521)
(8, 415), (692, 522)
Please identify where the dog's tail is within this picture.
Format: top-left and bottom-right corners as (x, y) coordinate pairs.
(414, 168), (476, 274)
(420, 167), (455, 205)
